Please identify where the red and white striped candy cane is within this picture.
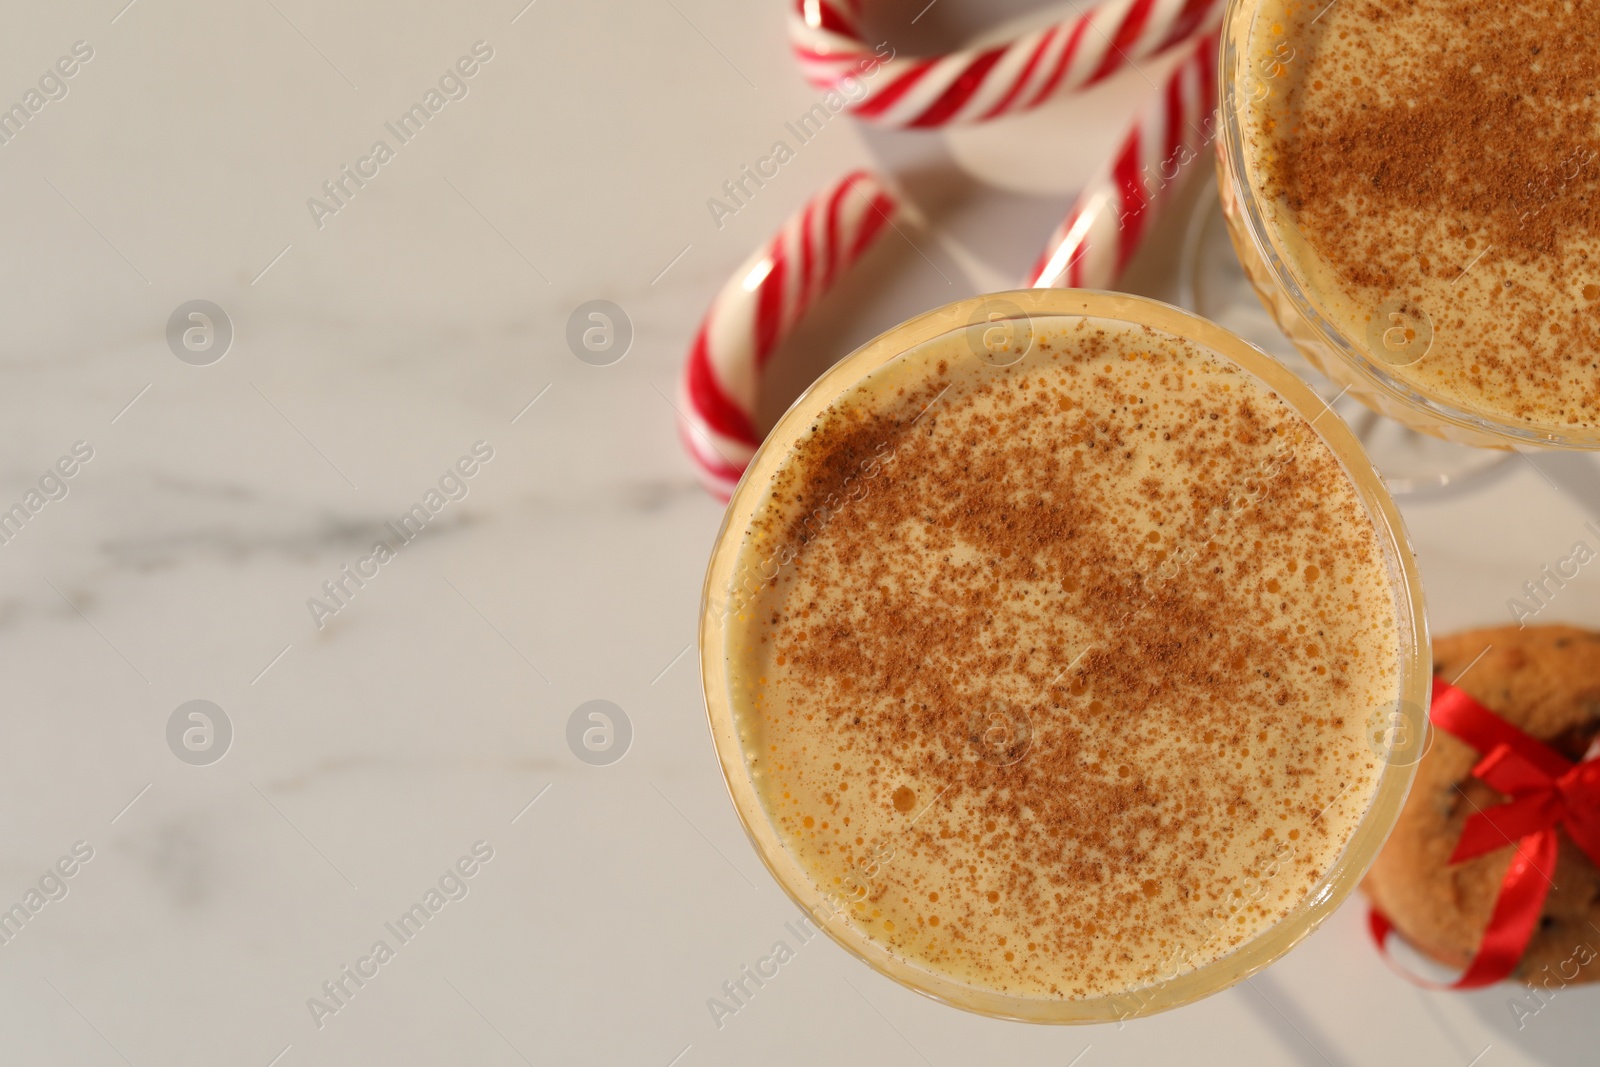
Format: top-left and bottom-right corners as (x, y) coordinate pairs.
(679, 169), (900, 499)
(790, 0), (1222, 127)
(1026, 28), (1219, 288)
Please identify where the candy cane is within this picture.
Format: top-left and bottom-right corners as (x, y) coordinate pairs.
(790, 0), (1223, 127)
(1026, 28), (1219, 288)
(679, 169), (900, 500)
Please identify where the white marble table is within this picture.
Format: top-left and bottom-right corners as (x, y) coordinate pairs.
(1, 1), (1595, 1064)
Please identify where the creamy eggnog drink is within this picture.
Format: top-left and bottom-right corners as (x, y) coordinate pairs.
(1228, 0), (1600, 442)
(700, 292), (1428, 1020)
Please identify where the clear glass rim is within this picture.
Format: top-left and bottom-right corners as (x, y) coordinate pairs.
(1217, 0), (1600, 450)
(697, 289), (1431, 1023)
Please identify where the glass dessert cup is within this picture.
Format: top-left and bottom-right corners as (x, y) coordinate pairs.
(698, 289), (1431, 1023)
(1217, 0), (1600, 468)
(1182, 170), (1515, 495)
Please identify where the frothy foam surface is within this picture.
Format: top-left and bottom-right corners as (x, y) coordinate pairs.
(1240, 0), (1600, 431)
(724, 316), (1403, 1000)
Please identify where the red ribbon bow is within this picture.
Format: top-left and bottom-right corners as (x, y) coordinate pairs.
(1370, 680), (1600, 989)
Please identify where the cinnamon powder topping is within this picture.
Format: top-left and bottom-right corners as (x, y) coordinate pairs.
(1244, 0), (1600, 429)
(726, 318), (1403, 999)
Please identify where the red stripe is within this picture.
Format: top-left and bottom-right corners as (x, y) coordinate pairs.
(910, 46), (1006, 127)
(1163, 0), (1222, 51)
(1161, 61), (1185, 187)
(1090, 0), (1157, 85)
(980, 27), (1058, 120)
(853, 59), (935, 118)
(847, 191), (895, 260)
(822, 174), (862, 288)
(796, 202), (817, 321)
(754, 241), (788, 366)
(677, 419), (746, 484)
(1111, 135), (1148, 275)
(795, 0), (859, 37)
(1196, 31), (1219, 115)
(823, 190), (842, 290)
(1029, 15), (1091, 105)
(685, 327), (759, 445)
